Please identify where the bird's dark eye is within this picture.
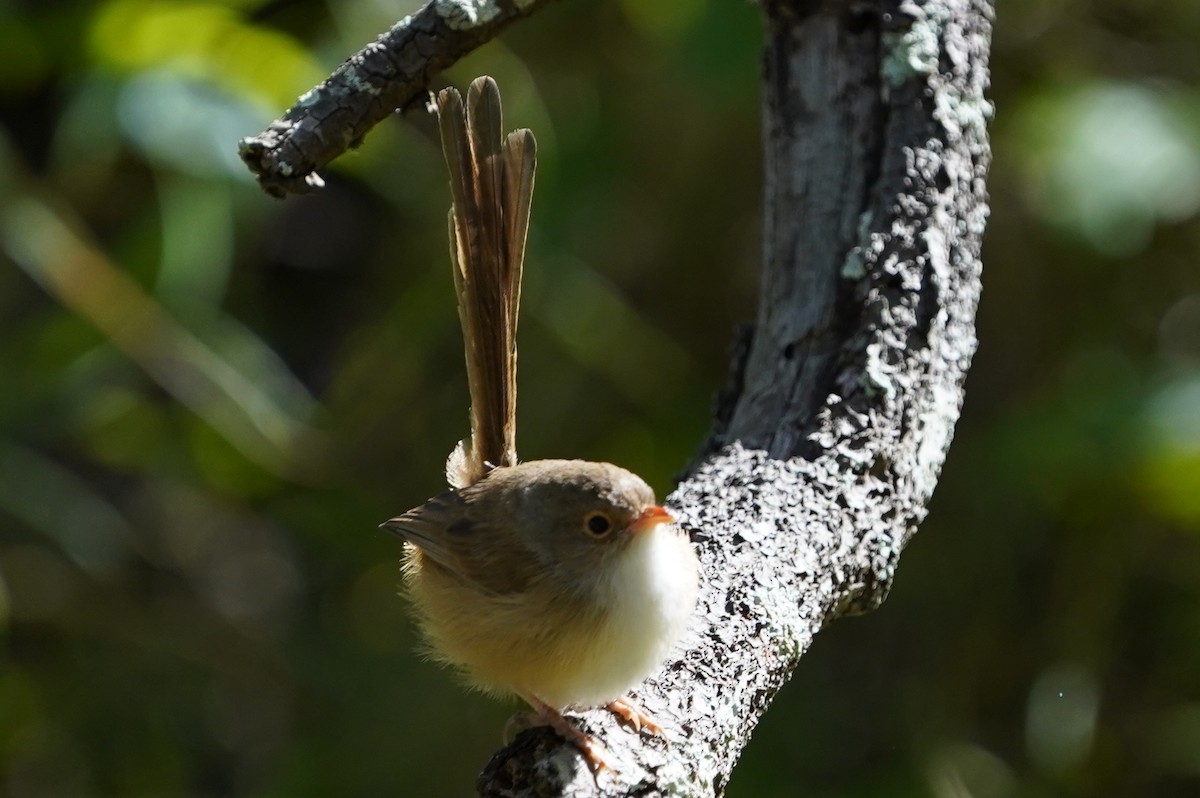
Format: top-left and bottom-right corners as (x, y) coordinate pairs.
(584, 512), (612, 537)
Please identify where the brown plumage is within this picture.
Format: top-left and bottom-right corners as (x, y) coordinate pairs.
(387, 459), (695, 712)
(437, 77), (535, 489)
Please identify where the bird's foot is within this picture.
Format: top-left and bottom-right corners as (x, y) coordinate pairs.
(516, 695), (612, 772)
(605, 695), (663, 736)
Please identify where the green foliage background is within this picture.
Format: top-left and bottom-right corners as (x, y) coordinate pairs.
(1, 0), (1198, 795)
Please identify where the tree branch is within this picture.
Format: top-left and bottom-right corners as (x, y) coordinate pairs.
(473, 0), (993, 794)
(243, 0), (992, 790)
(238, 0), (557, 198)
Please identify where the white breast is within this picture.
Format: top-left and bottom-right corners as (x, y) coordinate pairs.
(539, 525), (699, 709)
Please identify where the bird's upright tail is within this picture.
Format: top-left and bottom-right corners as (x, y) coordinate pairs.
(436, 76), (536, 488)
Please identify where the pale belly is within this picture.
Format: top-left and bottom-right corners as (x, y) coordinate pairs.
(407, 526), (699, 709)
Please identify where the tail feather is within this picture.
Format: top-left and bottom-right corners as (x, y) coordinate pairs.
(437, 77), (536, 488)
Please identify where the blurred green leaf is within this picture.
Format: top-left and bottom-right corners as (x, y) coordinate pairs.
(1014, 81), (1200, 256)
(89, 0), (322, 110)
(1138, 372), (1200, 524)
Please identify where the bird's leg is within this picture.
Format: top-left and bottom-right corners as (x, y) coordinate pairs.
(514, 693), (611, 771)
(605, 695), (663, 736)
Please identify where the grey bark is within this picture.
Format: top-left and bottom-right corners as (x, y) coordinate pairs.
(240, 0), (993, 794)
(475, 1), (991, 794)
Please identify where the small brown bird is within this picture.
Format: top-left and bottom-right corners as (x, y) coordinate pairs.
(381, 77), (699, 769)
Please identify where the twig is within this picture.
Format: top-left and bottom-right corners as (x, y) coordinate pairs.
(238, 0), (558, 198)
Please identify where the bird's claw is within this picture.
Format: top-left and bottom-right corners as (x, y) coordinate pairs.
(606, 696), (664, 736)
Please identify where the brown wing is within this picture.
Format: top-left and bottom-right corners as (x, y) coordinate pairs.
(380, 489), (531, 595)
(437, 77), (537, 488)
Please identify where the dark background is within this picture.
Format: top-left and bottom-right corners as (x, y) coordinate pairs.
(1, 0), (1198, 795)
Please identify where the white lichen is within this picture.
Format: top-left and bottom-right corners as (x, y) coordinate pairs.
(914, 381), (961, 501)
(863, 342), (896, 398)
(881, 2), (947, 86)
(341, 69), (381, 97)
(434, 0), (501, 29)
(841, 249), (867, 279)
(936, 88), (994, 140)
(841, 211), (877, 279)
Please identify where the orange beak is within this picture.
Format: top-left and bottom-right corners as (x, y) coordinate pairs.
(628, 505), (675, 534)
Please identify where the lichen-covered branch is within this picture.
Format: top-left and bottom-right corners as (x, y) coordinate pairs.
(474, 0), (993, 795)
(239, 0), (556, 197)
